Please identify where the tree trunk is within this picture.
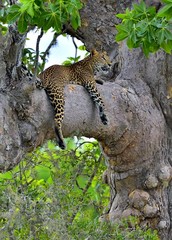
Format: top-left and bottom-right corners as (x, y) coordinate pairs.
(0, 1), (172, 239)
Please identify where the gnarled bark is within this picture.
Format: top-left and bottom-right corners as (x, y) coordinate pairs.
(0, 1), (172, 239)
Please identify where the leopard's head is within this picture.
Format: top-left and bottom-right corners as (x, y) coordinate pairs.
(91, 49), (111, 71)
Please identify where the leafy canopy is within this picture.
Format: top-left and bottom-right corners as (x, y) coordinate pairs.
(115, 0), (172, 56)
(0, 0), (84, 73)
(0, 0), (82, 33)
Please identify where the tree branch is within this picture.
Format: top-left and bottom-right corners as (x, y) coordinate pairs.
(41, 32), (60, 68)
(72, 37), (78, 60)
(34, 28), (44, 77)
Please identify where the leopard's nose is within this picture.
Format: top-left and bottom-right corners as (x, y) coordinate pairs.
(101, 65), (111, 71)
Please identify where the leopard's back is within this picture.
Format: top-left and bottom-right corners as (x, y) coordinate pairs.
(38, 65), (72, 88)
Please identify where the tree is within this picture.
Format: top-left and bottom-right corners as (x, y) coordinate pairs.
(0, 0), (172, 239)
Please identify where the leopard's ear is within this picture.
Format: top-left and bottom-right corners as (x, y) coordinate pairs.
(91, 49), (98, 56)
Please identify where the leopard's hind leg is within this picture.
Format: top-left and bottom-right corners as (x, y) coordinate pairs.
(45, 87), (66, 149)
(83, 80), (108, 125)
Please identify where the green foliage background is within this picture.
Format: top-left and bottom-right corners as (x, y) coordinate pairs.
(0, 138), (159, 239)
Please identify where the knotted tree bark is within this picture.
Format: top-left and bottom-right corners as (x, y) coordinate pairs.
(0, 1), (172, 239)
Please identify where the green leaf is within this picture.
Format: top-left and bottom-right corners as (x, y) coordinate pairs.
(130, 28), (137, 43)
(150, 17), (168, 29)
(62, 60), (72, 66)
(41, 13), (61, 32)
(40, 3), (63, 32)
(146, 6), (156, 19)
(0, 8), (7, 23)
(127, 35), (135, 49)
(53, 16), (62, 32)
(26, 5), (35, 17)
(0, 24), (8, 35)
(136, 21), (148, 37)
(67, 3), (75, 14)
(157, 3), (172, 18)
(19, 0), (34, 17)
(115, 23), (130, 41)
(0, 171), (12, 180)
(78, 45), (86, 51)
(161, 40), (172, 53)
(167, 40), (172, 50)
(157, 29), (165, 44)
(115, 31), (129, 42)
(70, 13), (81, 30)
(116, 23), (129, 32)
(142, 40), (150, 57)
(116, 13), (128, 19)
(164, 27), (172, 40)
(76, 175), (88, 189)
(7, 5), (21, 23)
(35, 165), (51, 181)
(148, 41), (160, 53)
(18, 13), (27, 33)
(167, 39), (172, 49)
(133, 1), (146, 13)
(72, 0), (83, 9)
(161, 0), (172, 4)
(116, 8), (133, 20)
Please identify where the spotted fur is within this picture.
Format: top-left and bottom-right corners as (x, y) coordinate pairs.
(30, 50), (110, 149)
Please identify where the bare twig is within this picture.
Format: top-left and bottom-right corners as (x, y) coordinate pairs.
(34, 28), (44, 77)
(68, 153), (104, 225)
(72, 37), (78, 60)
(41, 32), (60, 67)
(82, 154), (102, 195)
(74, 141), (97, 154)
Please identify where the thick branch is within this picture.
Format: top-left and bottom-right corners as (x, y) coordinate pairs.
(0, 75), (164, 171)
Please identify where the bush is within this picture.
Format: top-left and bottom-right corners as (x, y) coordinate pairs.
(0, 138), (159, 239)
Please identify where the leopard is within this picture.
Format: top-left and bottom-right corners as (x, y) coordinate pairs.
(22, 49), (111, 149)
